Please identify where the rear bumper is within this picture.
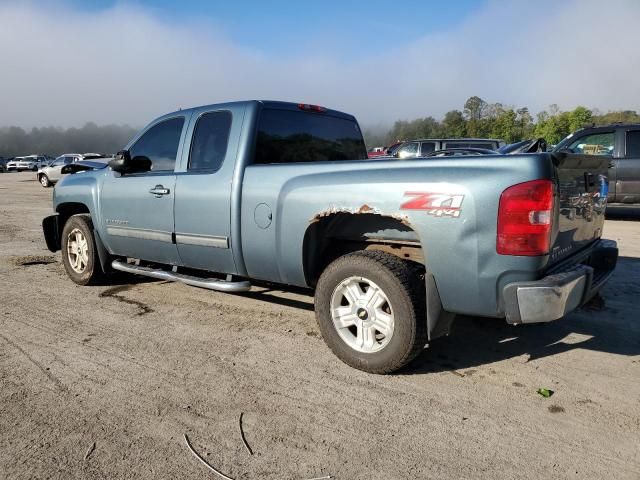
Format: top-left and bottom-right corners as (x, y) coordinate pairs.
(503, 239), (618, 324)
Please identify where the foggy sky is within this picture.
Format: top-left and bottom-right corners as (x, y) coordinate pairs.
(1, 0), (639, 129)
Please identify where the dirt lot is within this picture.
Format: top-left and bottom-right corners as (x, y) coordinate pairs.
(1, 171), (639, 480)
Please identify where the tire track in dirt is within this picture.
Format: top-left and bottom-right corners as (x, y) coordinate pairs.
(0, 332), (68, 393)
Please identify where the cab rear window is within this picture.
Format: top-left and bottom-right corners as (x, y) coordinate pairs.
(253, 108), (367, 164)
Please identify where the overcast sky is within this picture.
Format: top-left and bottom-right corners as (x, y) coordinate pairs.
(1, 0), (639, 129)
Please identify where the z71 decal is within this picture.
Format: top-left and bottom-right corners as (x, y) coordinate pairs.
(400, 192), (465, 218)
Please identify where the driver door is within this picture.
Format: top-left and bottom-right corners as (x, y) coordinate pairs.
(100, 115), (190, 265)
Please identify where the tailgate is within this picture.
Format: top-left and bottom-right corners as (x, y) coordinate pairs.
(551, 153), (609, 264)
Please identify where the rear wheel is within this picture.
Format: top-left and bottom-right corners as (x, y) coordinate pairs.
(39, 174), (50, 187)
(315, 250), (426, 374)
(61, 214), (104, 285)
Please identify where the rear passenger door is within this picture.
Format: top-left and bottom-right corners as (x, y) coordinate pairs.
(616, 129), (640, 203)
(173, 108), (239, 274)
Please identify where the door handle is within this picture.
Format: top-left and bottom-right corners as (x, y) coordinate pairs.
(149, 185), (170, 196)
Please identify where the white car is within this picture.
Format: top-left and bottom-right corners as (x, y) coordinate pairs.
(7, 155), (48, 172)
(38, 153), (106, 187)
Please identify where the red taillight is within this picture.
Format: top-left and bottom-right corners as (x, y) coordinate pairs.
(497, 179), (554, 256)
(297, 103), (326, 113)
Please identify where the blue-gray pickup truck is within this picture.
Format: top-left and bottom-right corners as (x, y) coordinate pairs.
(42, 100), (618, 373)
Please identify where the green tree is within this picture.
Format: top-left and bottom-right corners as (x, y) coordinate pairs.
(569, 106), (592, 131)
(491, 108), (518, 143)
(441, 110), (466, 137)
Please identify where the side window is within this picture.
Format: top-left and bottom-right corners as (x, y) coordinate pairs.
(568, 132), (614, 156)
(421, 142), (436, 155)
(188, 111), (232, 171)
(626, 130), (640, 157)
(129, 117), (185, 172)
(53, 157), (65, 166)
(64, 157), (74, 164)
(397, 142), (419, 158)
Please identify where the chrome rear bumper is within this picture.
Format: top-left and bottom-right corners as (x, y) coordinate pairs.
(503, 239), (618, 324)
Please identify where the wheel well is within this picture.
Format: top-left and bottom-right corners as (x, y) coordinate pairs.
(56, 202), (91, 233)
(303, 213), (424, 286)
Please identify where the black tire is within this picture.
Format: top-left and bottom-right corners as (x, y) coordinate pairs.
(39, 174), (50, 187)
(61, 214), (105, 286)
(315, 250), (426, 374)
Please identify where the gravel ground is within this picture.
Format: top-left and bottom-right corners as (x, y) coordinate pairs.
(1, 171), (639, 480)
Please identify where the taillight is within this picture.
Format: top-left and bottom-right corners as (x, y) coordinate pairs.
(497, 179), (554, 256)
(297, 103), (326, 113)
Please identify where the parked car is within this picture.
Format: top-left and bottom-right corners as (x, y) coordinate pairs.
(6, 155), (48, 172)
(554, 124), (640, 204)
(43, 100), (617, 374)
(38, 153), (107, 187)
(392, 138), (504, 159)
(6, 157), (23, 171)
(0, 157), (8, 172)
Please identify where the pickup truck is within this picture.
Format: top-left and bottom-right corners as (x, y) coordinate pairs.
(42, 100), (618, 374)
(554, 123), (640, 204)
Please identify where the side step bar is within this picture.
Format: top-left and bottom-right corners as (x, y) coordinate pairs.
(111, 260), (251, 293)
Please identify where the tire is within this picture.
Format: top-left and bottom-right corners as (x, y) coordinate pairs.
(315, 250), (426, 374)
(39, 174), (50, 187)
(61, 214), (105, 286)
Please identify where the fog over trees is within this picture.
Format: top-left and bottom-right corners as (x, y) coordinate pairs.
(0, 123), (138, 157)
(2, 97), (640, 157)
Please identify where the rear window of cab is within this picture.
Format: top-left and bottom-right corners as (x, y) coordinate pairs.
(253, 108), (367, 164)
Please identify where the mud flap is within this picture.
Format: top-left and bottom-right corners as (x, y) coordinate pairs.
(426, 273), (455, 341)
(42, 214), (60, 252)
(93, 229), (112, 274)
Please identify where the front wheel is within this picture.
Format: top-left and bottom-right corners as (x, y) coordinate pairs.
(61, 214), (105, 285)
(315, 251), (426, 374)
(39, 174), (50, 187)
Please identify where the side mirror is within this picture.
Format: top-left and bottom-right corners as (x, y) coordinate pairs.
(108, 150), (131, 173)
(108, 150), (152, 174)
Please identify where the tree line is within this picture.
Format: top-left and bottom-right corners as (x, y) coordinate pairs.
(0, 122), (138, 157)
(363, 96), (640, 148)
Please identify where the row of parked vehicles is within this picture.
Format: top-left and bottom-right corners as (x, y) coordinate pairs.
(0, 153), (109, 180)
(0, 155), (53, 172)
(368, 137), (504, 159)
(369, 123), (640, 204)
(36, 153), (108, 187)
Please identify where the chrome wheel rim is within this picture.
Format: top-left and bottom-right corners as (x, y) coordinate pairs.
(40, 176), (47, 186)
(67, 228), (89, 273)
(330, 276), (394, 353)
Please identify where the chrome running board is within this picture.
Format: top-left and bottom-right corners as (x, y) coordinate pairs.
(111, 260), (251, 293)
